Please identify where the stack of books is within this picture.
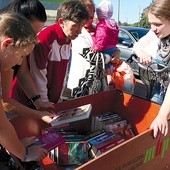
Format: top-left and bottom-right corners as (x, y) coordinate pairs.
(87, 131), (126, 158)
(92, 112), (135, 139)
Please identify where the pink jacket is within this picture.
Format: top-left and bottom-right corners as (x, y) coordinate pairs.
(93, 19), (119, 52)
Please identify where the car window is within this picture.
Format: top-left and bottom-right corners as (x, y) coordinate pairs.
(131, 32), (139, 39)
(129, 29), (149, 40)
(118, 30), (132, 44)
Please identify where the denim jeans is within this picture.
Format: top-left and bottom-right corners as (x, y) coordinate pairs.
(151, 82), (165, 104)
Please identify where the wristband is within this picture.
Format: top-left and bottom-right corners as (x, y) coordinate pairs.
(29, 94), (41, 103)
(22, 148), (28, 162)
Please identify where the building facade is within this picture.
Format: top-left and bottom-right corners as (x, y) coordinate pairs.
(0, 0), (61, 10)
(0, 0), (11, 10)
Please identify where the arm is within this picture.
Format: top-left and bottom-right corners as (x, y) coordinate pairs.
(133, 30), (158, 64)
(0, 102), (25, 159)
(150, 84), (170, 138)
(17, 57), (54, 110)
(0, 104), (48, 161)
(1, 69), (54, 123)
(93, 21), (107, 52)
(29, 43), (50, 102)
(0, 99), (48, 161)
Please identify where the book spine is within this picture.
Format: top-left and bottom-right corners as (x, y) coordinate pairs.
(99, 137), (126, 153)
(98, 114), (120, 122)
(87, 132), (106, 142)
(106, 120), (128, 133)
(94, 134), (123, 149)
(88, 132), (114, 146)
(85, 130), (105, 140)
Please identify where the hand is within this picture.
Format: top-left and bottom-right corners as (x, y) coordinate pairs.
(110, 50), (120, 64)
(25, 146), (48, 162)
(33, 98), (55, 111)
(150, 114), (168, 138)
(40, 111), (56, 124)
(139, 55), (152, 64)
(21, 136), (37, 148)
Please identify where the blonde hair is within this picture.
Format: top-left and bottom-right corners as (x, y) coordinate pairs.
(0, 12), (38, 48)
(147, 0), (170, 21)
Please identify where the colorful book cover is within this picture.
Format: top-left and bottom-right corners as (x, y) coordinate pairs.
(57, 141), (88, 165)
(33, 130), (65, 151)
(51, 104), (92, 126)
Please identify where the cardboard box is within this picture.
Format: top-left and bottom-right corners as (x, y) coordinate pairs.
(12, 90), (170, 170)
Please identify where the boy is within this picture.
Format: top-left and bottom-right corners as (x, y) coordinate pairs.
(12, 0), (89, 105)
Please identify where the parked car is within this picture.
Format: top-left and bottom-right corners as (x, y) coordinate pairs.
(117, 26), (149, 76)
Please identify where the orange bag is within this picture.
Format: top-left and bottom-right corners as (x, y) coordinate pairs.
(112, 61), (136, 94)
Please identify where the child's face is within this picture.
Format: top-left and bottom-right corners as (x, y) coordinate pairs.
(60, 19), (87, 40)
(0, 44), (34, 71)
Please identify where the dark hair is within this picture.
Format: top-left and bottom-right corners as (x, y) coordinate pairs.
(56, 0), (89, 23)
(2, 0), (47, 22)
(79, 0), (95, 13)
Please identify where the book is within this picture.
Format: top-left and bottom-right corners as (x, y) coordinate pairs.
(90, 134), (126, 158)
(56, 141), (88, 165)
(63, 134), (86, 142)
(33, 130), (65, 151)
(51, 104), (92, 126)
(88, 132), (115, 146)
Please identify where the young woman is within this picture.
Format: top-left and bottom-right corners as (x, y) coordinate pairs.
(134, 0), (170, 137)
(0, 12), (48, 163)
(2, 0), (55, 124)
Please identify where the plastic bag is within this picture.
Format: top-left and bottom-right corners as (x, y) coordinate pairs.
(112, 61), (136, 94)
(72, 48), (108, 98)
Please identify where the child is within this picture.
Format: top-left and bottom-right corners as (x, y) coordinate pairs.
(14, 0), (89, 104)
(0, 12), (48, 164)
(92, 0), (120, 85)
(3, 0), (55, 124)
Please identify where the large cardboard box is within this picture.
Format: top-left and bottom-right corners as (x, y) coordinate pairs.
(11, 90), (170, 170)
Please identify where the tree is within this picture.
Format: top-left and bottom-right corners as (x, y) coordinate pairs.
(138, 2), (154, 28)
(138, 7), (150, 28)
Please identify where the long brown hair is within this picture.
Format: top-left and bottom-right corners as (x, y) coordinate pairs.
(146, 0), (170, 21)
(0, 12), (38, 47)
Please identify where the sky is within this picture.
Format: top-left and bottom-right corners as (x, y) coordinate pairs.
(93, 0), (153, 24)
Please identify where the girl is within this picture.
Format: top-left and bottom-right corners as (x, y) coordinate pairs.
(0, 12), (47, 163)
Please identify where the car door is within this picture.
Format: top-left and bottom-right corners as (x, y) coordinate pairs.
(117, 28), (139, 75)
